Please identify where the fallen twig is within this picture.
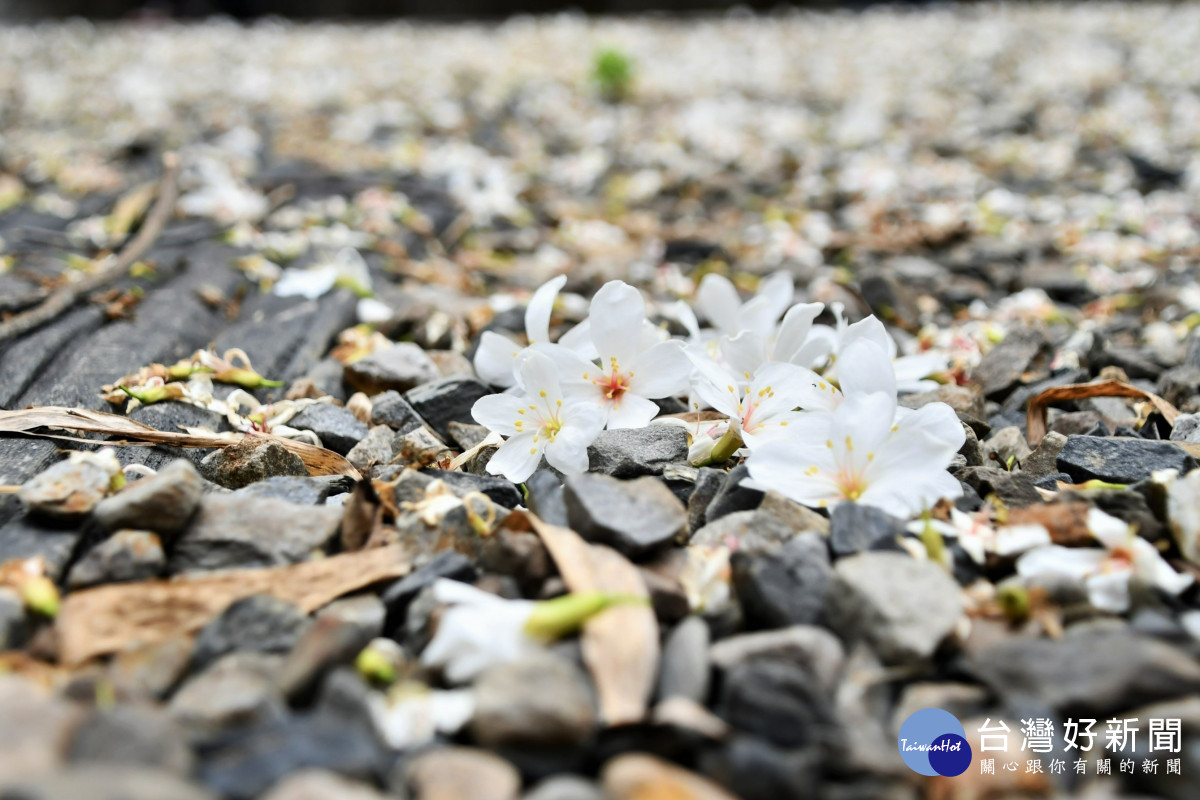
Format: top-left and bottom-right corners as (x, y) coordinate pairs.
(1026, 379), (1179, 446)
(0, 152), (181, 346)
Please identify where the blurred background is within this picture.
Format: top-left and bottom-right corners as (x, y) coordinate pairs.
(1, 0), (942, 20)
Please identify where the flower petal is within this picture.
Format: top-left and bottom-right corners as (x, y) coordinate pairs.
(752, 270), (795, 324)
(837, 338), (897, 399)
(606, 393), (661, 430)
(524, 275), (567, 345)
(629, 340), (691, 398)
(515, 349), (564, 416)
(695, 273), (742, 335)
(589, 280), (645, 367)
(472, 392), (528, 436)
(773, 302), (824, 363)
(485, 433), (543, 483)
(473, 331), (522, 388)
(719, 331), (767, 376)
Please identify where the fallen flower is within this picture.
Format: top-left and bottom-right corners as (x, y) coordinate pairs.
(473, 274), (566, 388)
(472, 349), (605, 483)
(908, 507), (1051, 565)
(686, 356), (818, 451)
(1016, 508), (1193, 612)
(743, 390), (964, 517)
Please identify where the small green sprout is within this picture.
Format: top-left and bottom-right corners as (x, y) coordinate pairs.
(593, 48), (634, 103)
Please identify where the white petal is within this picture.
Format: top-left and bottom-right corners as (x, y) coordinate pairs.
(471, 393), (528, 436)
(894, 352), (948, 385)
(514, 349), (564, 415)
(841, 314), (898, 358)
(589, 280), (645, 367)
(1016, 545), (1108, 581)
(357, 298), (393, 324)
(838, 338), (897, 399)
(992, 524), (1052, 557)
(524, 275), (567, 345)
(752, 270), (796, 324)
(485, 434), (543, 483)
(1087, 508), (1132, 551)
(473, 331), (522, 388)
(1131, 538), (1194, 596)
(558, 319), (598, 359)
(773, 302), (824, 363)
(894, 401), (966, 451)
(719, 331), (767, 376)
(544, 431), (591, 475)
(736, 295), (781, 342)
(606, 393), (661, 430)
(695, 273), (742, 335)
(628, 340), (691, 398)
(685, 350), (744, 418)
(1086, 570), (1133, 613)
(273, 265), (337, 299)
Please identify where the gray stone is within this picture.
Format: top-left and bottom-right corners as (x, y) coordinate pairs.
(0, 673), (85, 779)
(191, 594), (312, 671)
(732, 532), (832, 629)
(697, 734), (820, 800)
(168, 494), (341, 573)
(279, 596), (385, 700)
(169, 652), (287, 741)
(890, 682), (989, 732)
(657, 616), (711, 704)
(1057, 435), (1196, 484)
(0, 587), (25, 650)
(687, 468), (725, 533)
(829, 502), (906, 557)
(405, 377), (491, 441)
(709, 626), (845, 693)
(423, 469), (523, 508)
(287, 403), (369, 455)
(959, 422), (984, 467)
(968, 626), (1200, 717)
(232, 475), (353, 505)
(369, 390), (424, 433)
(525, 469), (568, 527)
(344, 343), (440, 395)
(828, 552), (963, 666)
(66, 530), (165, 590)
(259, 769), (390, 800)
(109, 635), (194, 701)
(447, 421), (492, 450)
(982, 425), (1032, 468)
(564, 472), (687, 557)
(0, 514), (81, 581)
(200, 439), (308, 490)
(1171, 413), (1200, 444)
(66, 705), (193, 775)
(587, 426), (689, 478)
(1023, 430), (1069, 478)
(0, 765), (217, 800)
(899, 383), (986, 421)
(704, 464), (763, 523)
(970, 328), (1047, 400)
(522, 775), (604, 800)
(469, 653), (597, 748)
(93, 460), (203, 537)
(955, 465), (1043, 507)
(1158, 365), (1200, 409)
(345, 425), (396, 472)
(715, 658), (837, 748)
(396, 746), (522, 800)
(19, 457), (112, 519)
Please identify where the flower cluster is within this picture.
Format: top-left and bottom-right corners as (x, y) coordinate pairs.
(470, 273), (963, 519)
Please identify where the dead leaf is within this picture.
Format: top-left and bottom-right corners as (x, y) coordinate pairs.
(1008, 501), (1094, 546)
(0, 406), (360, 480)
(1026, 379), (1179, 446)
(56, 544), (411, 665)
(505, 510), (659, 726)
(340, 479), (384, 551)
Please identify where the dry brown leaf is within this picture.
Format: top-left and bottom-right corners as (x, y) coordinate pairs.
(505, 510), (659, 726)
(0, 406), (360, 480)
(1026, 379), (1179, 446)
(56, 544), (410, 665)
(1008, 501), (1094, 546)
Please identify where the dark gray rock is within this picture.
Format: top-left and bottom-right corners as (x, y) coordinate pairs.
(827, 552), (963, 666)
(344, 343), (440, 395)
(829, 503), (906, 557)
(422, 469), (522, 508)
(405, 377), (491, 441)
(955, 465), (1043, 507)
(1057, 435), (1197, 484)
(525, 469), (568, 527)
(191, 594), (312, 672)
(232, 475), (353, 505)
(656, 616), (711, 704)
(297, 357), (351, 403)
(200, 439), (308, 490)
(698, 735), (821, 800)
(0, 514), (82, 581)
(66, 530), (165, 590)
(1024, 430), (1069, 478)
(970, 328), (1047, 400)
(704, 464), (762, 523)
(169, 652), (288, 742)
(93, 460), (203, 538)
(380, 551), (477, 637)
(564, 472), (687, 557)
(469, 653), (597, 748)
(0, 588), (25, 650)
(369, 390), (424, 433)
(586, 427), (688, 478)
(1158, 365), (1200, 410)
(709, 626), (844, 694)
(19, 457), (112, 519)
(345, 425), (396, 472)
(715, 658), (837, 748)
(687, 468), (725, 533)
(1171, 413), (1200, 444)
(279, 596), (385, 700)
(66, 705), (193, 775)
(0, 765), (217, 800)
(732, 532), (832, 629)
(286, 404), (369, 455)
(968, 626), (1200, 717)
(168, 495), (342, 573)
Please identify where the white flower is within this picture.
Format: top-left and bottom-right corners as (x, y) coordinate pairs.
(473, 275), (566, 388)
(273, 247), (372, 301)
(419, 580), (541, 684)
(369, 684), (475, 748)
(743, 390), (964, 518)
(815, 305), (949, 394)
(910, 508), (1051, 564)
(694, 271), (794, 341)
(686, 356), (819, 449)
(1016, 508), (1193, 613)
(554, 280), (692, 429)
(472, 349), (605, 483)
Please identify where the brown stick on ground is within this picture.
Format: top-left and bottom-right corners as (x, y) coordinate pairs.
(0, 152), (181, 346)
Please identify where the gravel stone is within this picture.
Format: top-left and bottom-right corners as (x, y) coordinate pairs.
(586, 427), (689, 478)
(1057, 435), (1197, 484)
(93, 460), (203, 537)
(66, 530), (165, 590)
(286, 403), (369, 455)
(564, 472), (687, 557)
(344, 343), (440, 395)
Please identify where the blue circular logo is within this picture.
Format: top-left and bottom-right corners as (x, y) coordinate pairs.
(898, 708), (972, 777)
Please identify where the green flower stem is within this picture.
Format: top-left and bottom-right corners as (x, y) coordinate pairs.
(707, 427), (744, 465)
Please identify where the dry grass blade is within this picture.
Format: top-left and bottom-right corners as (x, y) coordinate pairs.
(0, 152), (181, 345)
(56, 544), (411, 665)
(507, 510), (659, 726)
(0, 406), (361, 480)
(1026, 379), (1180, 446)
